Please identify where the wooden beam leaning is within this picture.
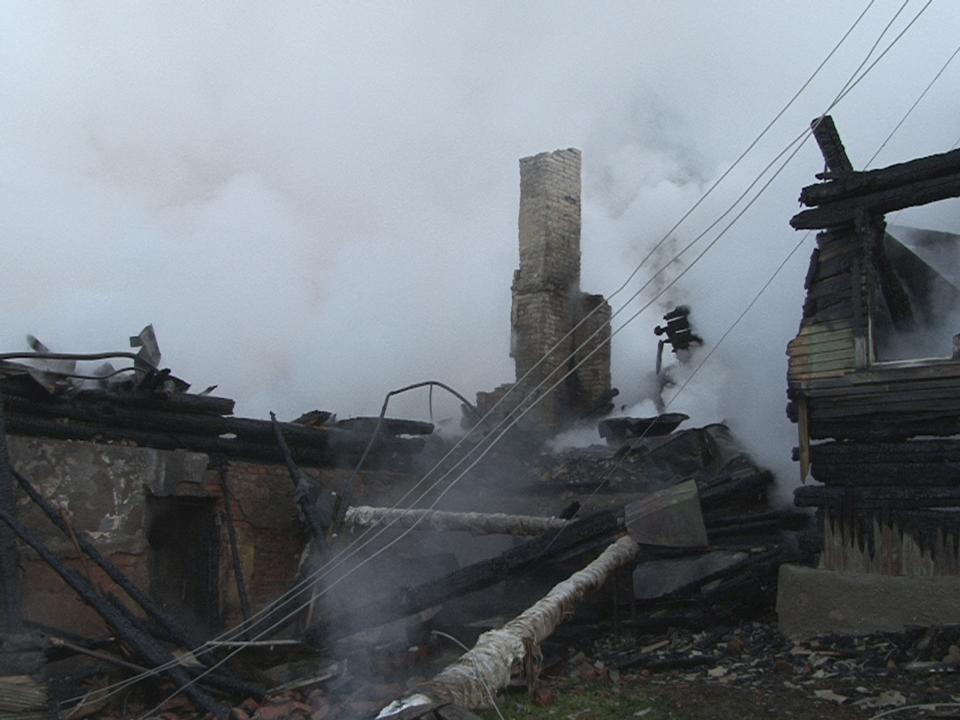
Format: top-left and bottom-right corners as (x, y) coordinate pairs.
(12, 469), (198, 647)
(0, 398), (20, 633)
(811, 115), (853, 173)
(12, 468), (265, 701)
(218, 465), (253, 636)
(269, 412), (328, 544)
(0, 505), (230, 719)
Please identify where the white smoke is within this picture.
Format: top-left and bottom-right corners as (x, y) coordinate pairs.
(2, 2), (959, 501)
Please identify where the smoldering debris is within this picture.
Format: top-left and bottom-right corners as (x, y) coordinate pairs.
(0, 328), (815, 719)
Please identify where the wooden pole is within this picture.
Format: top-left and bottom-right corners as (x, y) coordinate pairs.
(12, 467), (265, 700)
(0, 504), (230, 719)
(218, 465), (253, 635)
(0, 397), (21, 633)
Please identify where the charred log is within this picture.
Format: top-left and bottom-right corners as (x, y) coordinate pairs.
(308, 509), (624, 645)
(0, 505), (230, 719)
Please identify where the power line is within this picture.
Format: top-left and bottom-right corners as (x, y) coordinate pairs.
(865, 41), (960, 169)
(81, 3), (925, 714)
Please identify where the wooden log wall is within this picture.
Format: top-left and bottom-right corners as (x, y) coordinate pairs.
(820, 509), (960, 576)
(786, 229), (860, 384)
(784, 118), (960, 572)
(0, 374), (428, 470)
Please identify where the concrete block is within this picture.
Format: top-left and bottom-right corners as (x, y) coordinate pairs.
(777, 563), (960, 638)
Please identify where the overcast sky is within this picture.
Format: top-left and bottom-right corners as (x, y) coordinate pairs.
(2, 1), (958, 491)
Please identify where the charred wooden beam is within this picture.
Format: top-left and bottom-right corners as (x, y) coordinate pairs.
(791, 172), (960, 229)
(1, 410), (419, 468)
(308, 509), (624, 645)
(218, 466), (252, 634)
(802, 146), (960, 207)
(704, 510), (808, 537)
(811, 417), (960, 442)
(3, 393), (336, 448)
(2, 409), (334, 465)
(336, 417), (434, 436)
(698, 469), (773, 509)
(0, 380), (236, 416)
(100, 591), (263, 701)
(12, 468), (196, 646)
(0, 505), (230, 719)
(270, 412), (329, 544)
(0, 398), (19, 632)
(12, 468), (264, 699)
(810, 462), (960, 485)
(795, 485), (960, 509)
(810, 398), (960, 420)
(808, 439), (960, 464)
(811, 115), (854, 173)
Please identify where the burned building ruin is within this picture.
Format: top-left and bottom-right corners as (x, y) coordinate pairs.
(779, 116), (960, 636)
(476, 149), (615, 433)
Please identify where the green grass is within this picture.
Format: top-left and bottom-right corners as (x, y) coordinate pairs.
(478, 678), (676, 720)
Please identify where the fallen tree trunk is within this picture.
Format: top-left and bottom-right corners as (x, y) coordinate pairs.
(378, 535), (641, 715)
(341, 506), (567, 536)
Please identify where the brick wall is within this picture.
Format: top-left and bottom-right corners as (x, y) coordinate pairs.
(7, 435), (420, 635)
(510, 150), (582, 430)
(499, 148), (614, 431)
(514, 149), (582, 294)
(572, 293), (613, 412)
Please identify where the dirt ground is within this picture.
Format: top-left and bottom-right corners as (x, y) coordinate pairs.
(66, 616), (960, 719)
(476, 617), (960, 720)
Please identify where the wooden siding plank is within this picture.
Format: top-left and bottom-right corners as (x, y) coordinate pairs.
(789, 348), (857, 366)
(788, 338), (856, 356)
(795, 323), (855, 340)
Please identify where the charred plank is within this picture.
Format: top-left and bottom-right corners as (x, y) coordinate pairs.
(791, 173), (960, 229)
(0, 505), (230, 718)
(308, 509), (624, 645)
(802, 146), (960, 207)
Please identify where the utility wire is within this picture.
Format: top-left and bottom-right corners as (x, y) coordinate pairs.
(107, 7), (929, 716)
(66, 1), (914, 712)
(865, 40), (960, 169)
(125, 6), (922, 712)
(280, 0), (933, 629)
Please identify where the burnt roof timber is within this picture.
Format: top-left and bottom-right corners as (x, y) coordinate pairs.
(811, 115), (854, 173)
(791, 172), (960, 229)
(801, 146), (960, 207)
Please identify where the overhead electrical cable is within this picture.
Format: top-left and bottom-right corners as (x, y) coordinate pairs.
(107, 6), (929, 714)
(284, 0), (929, 608)
(119, 4), (930, 713)
(58, 1), (920, 713)
(864, 41), (960, 169)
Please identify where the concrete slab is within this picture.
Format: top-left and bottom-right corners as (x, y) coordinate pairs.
(778, 564), (960, 638)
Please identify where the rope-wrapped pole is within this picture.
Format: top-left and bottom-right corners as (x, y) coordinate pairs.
(378, 535), (640, 716)
(342, 505), (567, 536)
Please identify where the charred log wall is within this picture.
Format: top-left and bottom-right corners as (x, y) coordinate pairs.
(786, 118), (960, 575)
